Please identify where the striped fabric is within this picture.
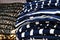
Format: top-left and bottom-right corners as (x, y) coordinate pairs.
(16, 0), (60, 40)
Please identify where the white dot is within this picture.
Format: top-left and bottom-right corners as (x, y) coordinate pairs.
(45, 21), (49, 23)
(24, 9), (27, 12)
(30, 38), (33, 40)
(40, 24), (42, 26)
(26, 24), (30, 28)
(28, 10), (30, 12)
(47, 24), (49, 26)
(42, 1), (44, 5)
(30, 29), (34, 36)
(48, 0), (51, 6)
(17, 18), (20, 20)
(39, 29), (43, 34)
(48, 3), (50, 6)
(30, 7), (32, 9)
(30, 4), (32, 7)
(36, 6), (38, 8)
(50, 29), (55, 34)
(21, 32), (25, 37)
(22, 8), (25, 10)
(55, 34), (57, 36)
(58, 35), (60, 37)
(29, 2), (31, 4)
(54, 25), (57, 28)
(33, 38), (35, 40)
(36, 3), (38, 5)
(30, 16), (34, 19)
(35, 22), (39, 25)
(55, 3), (57, 6)
(43, 38), (45, 40)
(35, 1), (37, 2)
(46, 38), (48, 40)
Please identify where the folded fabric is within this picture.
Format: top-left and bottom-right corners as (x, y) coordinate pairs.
(16, 0), (60, 40)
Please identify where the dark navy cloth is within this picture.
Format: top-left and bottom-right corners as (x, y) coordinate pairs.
(16, 0), (60, 40)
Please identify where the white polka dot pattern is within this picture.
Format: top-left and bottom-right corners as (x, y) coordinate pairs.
(16, 0), (60, 40)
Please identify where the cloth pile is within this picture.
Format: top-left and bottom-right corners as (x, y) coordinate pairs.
(15, 0), (60, 40)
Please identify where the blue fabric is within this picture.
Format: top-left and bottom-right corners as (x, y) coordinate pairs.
(16, 0), (60, 40)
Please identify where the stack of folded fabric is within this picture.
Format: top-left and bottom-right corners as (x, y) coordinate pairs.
(16, 0), (60, 40)
(0, 3), (23, 40)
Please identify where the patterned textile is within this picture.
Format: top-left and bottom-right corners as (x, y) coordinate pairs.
(16, 0), (60, 40)
(0, 3), (23, 40)
(0, 3), (23, 34)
